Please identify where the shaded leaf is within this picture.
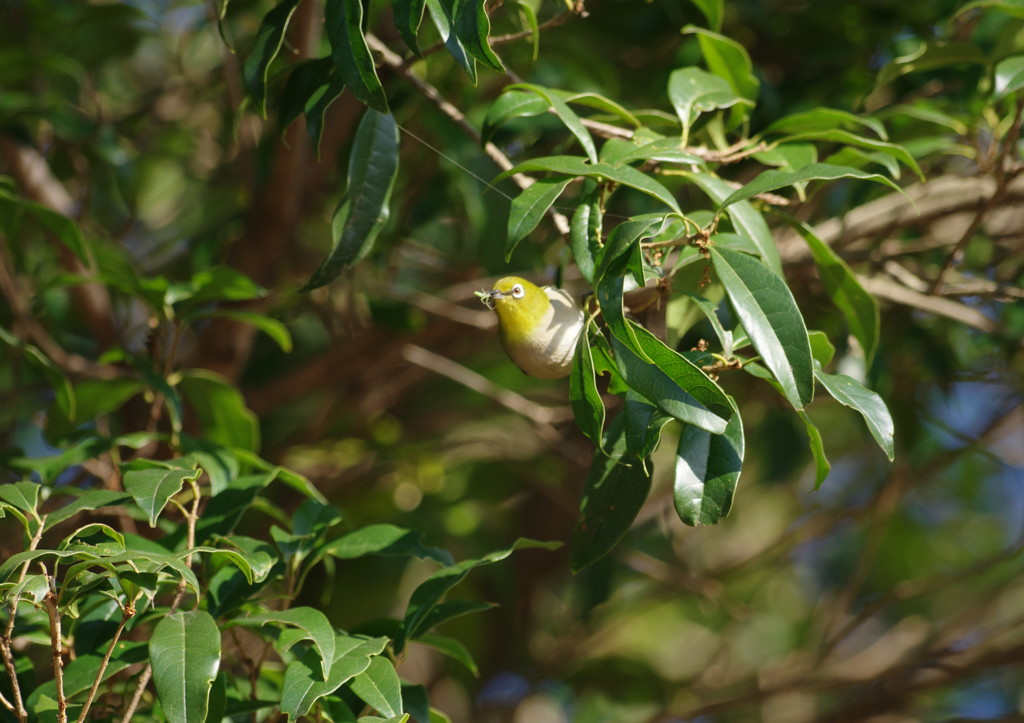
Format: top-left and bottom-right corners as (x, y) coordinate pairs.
(426, 0), (477, 82)
(482, 89), (549, 144)
(683, 25), (759, 102)
(179, 369), (260, 453)
(280, 634), (389, 719)
(673, 403), (743, 526)
(569, 190), (602, 283)
(711, 246), (814, 409)
(509, 84), (598, 163)
(393, 0), (428, 54)
(232, 608), (336, 680)
(304, 110), (400, 290)
(454, 0), (504, 72)
(417, 632), (480, 676)
(569, 323), (605, 448)
(325, 0), (388, 112)
(325, 524), (454, 566)
(668, 67), (752, 143)
(799, 410), (831, 490)
(243, 0), (301, 116)
(995, 55), (1024, 97)
(570, 415), (650, 572)
(875, 41), (989, 90)
(762, 107), (887, 140)
(716, 163), (905, 211)
(779, 129), (923, 180)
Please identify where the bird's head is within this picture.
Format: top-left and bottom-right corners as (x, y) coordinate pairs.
(481, 276), (551, 345)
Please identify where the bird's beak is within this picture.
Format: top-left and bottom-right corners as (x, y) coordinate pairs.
(475, 289), (504, 309)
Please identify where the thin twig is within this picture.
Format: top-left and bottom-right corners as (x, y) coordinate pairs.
(76, 604), (135, 723)
(1, 520), (45, 723)
(43, 573), (67, 723)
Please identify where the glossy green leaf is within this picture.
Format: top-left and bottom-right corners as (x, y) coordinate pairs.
(814, 368), (895, 460)
(681, 171), (781, 272)
(402, 538), (560, 644)
(278, 57), (346, 156)
(780, 129), (923, 181)
(508, 84), (598, 163)
(28, 643), (147, 712)
(596, 272), (647, 362)
(43, 490), (133, 531)
(597, 214), (666, 279)
(393, 0), (428, 54)
(350, 656), (403, 718)
(426, 0), (477, 82)
(498, 156), (681, 214)
(605, 136), (705, 166)
(569, 191), (602, 283)
(454, 0), (504, 72)
(623, 392), (672, 461)
(668, 67), (752, 144)
(482, 89), (549, 144)
(683, 26), (759, 102)
(717, 163), (905, 211)
(0, 482), (40, 515)
(417, 632), (480, 676)
(712, 246), (814, 409)
(570, 415), (651, 572)
(243, 0), (301, 116)
(325, 0), (388, 112)
(280, 634), (389, 719)
(304, 110), (400, 290)
(570, 324), (605, 448)
(995, 55), (1024, 97)
(189, 309), (293, 352)
(45, 377), (144, 443)
(417, 600), (496, 633)
(612, 322), (732, 434)
(506, 176), (573, 260)
(789, 220), (880, 363)
(754, 142), (818, 171)
(150, 610), (222, 723)
(513, 0), (540, 60)
(123, 465), (200, 527)
(799, 410), (831, 490)
(875, 41), (989, 89)
(673, 403), (743, 526)
(232, 608), (336, 680)
(324, 523), (454, 565)
(808, 330), (837, 367)
(685, 0), (723, 30)
(762, 107), (887, 140)
(563, 91), (642, 127)
(193, 471), (279, 544)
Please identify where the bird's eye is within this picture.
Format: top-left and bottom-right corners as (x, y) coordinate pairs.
(511, 284), (525, 298)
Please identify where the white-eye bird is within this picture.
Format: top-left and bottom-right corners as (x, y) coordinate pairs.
(481, 276), (585, 379)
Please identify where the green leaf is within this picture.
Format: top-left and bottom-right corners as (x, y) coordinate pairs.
(188, 309), (293, 352)
(243, 0), (301, 116)
(814, 368), (895, 461)
(325, 0), (388, 112)
(623, 392), (672, 460)
(280, 634), (389, 718)
(716, 163), (905, 212)
(808, 330), (836, 367)
(673, 405), (743, 526)
(324, 524), (454, 566)
(193, 471), (279, 545)
(680, 171), (781, 273)
(454, 0), (504, 72)
(788, 220), (880, 363)
(279, 57), (347, 156)
(711, 246), (814, 410)
(150, 611), (222, 723)
(426, 0), (477, 83)
(0, 328), (76, 418)
(668, 67), (752, 144)
(611, 322), (733, 435)
(570, 415), (651, 572)
(685, 0), (723, 30)
(417, 632), (480, 676)
(597, 214), (666, 279)
(0, 482), (40, 515)
(995, 55), (1024, 97)
(874, 41), (989, 89)
(416, 600), (496, 633)
(505, 176), (574, 260)
(682, 26), (759, 103)
(569, 191), (602, 283)
(178, 369), (260, 453)
(482, 89), (549, 144)
(43, 490), (133, 531)
(497, 156), (682, 214)
(956, 0), (1024, 18)
(762, 107), (887, 140)
(509, 84), (598, 163)
(175, 267), (266, 307)
(799, 411), (831, 490)
(393, 0), (428, 54)
(402, 538), (560, 644)
(562, 91), (642, 128)
(45, 378), (145, 444)
(304, 110), (400, 290)
(604, 136), (705, 166)
(569, 324), (605, 449)
(778, 130), (923, 181)
(350, 656), (404, 718)
(124, 466), (200, 527)
(513, 0), (540, 60)
(231, 608), (336, 680)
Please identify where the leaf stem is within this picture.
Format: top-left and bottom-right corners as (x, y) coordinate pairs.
(43, 571), (67, 723)
(76, 604), (135, 723)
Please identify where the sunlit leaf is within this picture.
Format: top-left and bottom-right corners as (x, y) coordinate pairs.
(280, 635), (389, 718)
(123, 465), (200, 527)
(350, 656), (404, 718)
(668, 67), (752, 144)
(150, 611), (221, 723)
(505, 176), (574, 260)
(673, 403), (743, 526)
(325, 0), (388, 112)
(508, 84), (599, 163)
(716, 163), (905, 211)
(995, 55), (1024, 97)
(814, 367), (895, 460)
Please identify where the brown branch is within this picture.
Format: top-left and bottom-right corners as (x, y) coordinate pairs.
(43, 579), (66, 723)
(76, 604), (135, 723)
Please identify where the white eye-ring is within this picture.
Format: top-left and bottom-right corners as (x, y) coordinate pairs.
(511, 284), (525, 298)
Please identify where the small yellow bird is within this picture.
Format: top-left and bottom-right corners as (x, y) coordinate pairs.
(480, 276), (586, 379)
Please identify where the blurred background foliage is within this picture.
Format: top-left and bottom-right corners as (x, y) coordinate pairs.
(1, 0), (1023, 720)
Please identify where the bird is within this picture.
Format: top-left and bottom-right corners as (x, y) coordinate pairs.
(479, 276), (586, 379)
